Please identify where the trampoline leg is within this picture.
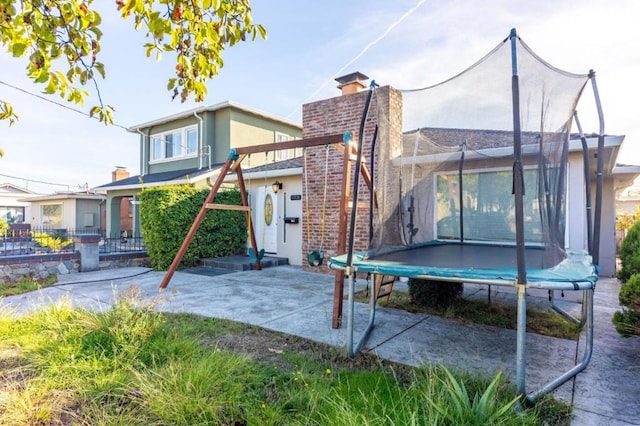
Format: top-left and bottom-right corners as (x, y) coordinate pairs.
(347, 269), (377, 357)
(527, 288), (594, 402)
(548, 290), (582, 325)
(516, 283), (527, 396)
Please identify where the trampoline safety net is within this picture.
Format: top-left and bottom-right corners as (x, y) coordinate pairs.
(370, 32), (593, 271)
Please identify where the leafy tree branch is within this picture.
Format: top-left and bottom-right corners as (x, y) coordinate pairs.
(0, 0), (266, 125)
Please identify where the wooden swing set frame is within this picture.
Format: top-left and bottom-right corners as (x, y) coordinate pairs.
(158, 132), (376, 329)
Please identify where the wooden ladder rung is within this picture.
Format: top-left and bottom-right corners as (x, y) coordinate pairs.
(374, 275), (397, 304)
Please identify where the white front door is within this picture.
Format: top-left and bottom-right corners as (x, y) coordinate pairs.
(255, 186), (278, 253)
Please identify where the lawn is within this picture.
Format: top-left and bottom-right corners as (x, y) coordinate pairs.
(0, 286), (571, 425)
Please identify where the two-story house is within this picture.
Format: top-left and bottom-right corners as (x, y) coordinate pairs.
(96, 101), (302, 241)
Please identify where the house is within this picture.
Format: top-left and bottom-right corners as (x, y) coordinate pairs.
(96, 72), (637, 276)
(21, 191), (106, 232)
(616, 175), (640, 216)
(95, 101), (302, 238)
(0, 183), (33, 225)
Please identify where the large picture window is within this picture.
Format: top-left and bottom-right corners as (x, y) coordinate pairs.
(150, 126), (198, 162)
(41, 204), (62, 227)
(0, 206), (25, 224)
(436, 168), (545, 243)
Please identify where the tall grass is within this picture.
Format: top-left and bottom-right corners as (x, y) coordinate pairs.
(0, 286), (569, 425)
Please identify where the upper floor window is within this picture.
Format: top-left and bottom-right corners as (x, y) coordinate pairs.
(275, 132), (300, 161)
(150, 126), (198, 162)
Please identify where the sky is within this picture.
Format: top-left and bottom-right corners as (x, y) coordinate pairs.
(0, 0), (639, 194)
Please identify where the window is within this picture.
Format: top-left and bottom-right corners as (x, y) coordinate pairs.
(0, 206), (25, 224)
(275, 132), (299, 161)
(187, 128), (198, 154)
(41, 204), (62, 227)
(150, 126), (198, 162)
(151, 137), (162, 160)
(436, 168), (545, 243)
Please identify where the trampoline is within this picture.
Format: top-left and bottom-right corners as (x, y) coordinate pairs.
(329, 29), (605, 402)
(331, 241), (597, 285)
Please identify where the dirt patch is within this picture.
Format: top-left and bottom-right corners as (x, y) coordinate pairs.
(200, 327), (410, 376)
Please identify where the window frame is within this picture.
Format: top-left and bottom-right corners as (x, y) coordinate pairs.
(41, 203), (63, 228)
(149, 125), (199, 163)
(433, 165), (552, 244)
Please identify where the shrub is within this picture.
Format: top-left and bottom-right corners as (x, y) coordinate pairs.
(613, 273), (640, 337)
(618, 221), (640, 283)
(0, 218), (8, 236)
(139, 185), (247, 270)
(32, 231), (73, 253)
(408, 278), (463, 308)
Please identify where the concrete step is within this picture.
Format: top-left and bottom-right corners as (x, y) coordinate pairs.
(201, 255), (289, 271)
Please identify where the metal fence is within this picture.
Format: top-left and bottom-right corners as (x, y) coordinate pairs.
(1, 227), (146, 257)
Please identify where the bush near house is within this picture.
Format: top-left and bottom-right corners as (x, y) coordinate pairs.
(0, 218), (8, 235)
(617, 221), (640, 283)
(140, 185), (247, 270)
(408, 278), (463, 308)
(613, 221), (640, 337)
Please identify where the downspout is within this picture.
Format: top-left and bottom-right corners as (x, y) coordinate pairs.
(574, 112), (593, 253)
(194, 111), (204, 170)
(135, 128), (151, 176)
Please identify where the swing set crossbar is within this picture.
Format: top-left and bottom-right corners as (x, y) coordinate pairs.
(231, 133), (345, 156)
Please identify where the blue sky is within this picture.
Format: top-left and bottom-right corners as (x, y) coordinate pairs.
(1, 0), (638, 193)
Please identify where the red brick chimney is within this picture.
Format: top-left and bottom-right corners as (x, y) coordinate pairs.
(335, 71), (369, 95)
(112, 166), (130, 182)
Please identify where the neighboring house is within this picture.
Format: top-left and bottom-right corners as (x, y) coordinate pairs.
(95, 101), (302, 238)
(0, 183), (34, 225)
(21, 191), (106, 232)
(616, 175), (640, 216)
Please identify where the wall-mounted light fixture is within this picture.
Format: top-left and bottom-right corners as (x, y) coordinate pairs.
(272, 181), (283, 194)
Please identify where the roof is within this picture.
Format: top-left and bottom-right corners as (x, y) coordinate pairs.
(0, 183), (33, 194)
(95, 166), (224, 191)
(20, 192), (106, 202)
(127, 101), (302, 132)
(244, 157), (303, 174)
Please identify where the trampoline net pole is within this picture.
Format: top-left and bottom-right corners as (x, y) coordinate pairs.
(510, 28), (528, 396)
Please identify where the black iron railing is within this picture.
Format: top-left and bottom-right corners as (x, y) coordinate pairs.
(0, 227), (146, 257)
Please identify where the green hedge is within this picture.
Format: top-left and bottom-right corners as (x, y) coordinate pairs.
(614, 220), (640, 337)
(618, 221), (640, 283)
(139, 185), (247, 270)
(613, 273), (640, 337)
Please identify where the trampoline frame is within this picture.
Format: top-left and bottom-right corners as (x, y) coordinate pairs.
(332, 29), (606, 402)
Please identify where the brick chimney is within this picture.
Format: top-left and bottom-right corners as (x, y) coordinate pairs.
(112, 166), (130, 182)
(335, 71), (369, 95)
